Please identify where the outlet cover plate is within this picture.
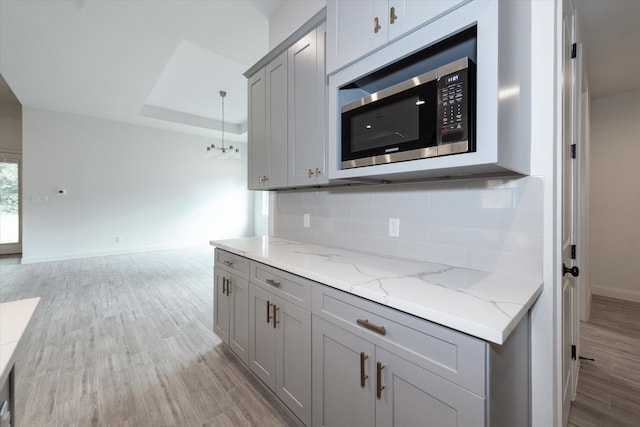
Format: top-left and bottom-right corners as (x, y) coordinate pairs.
(389, 218), (400, 237)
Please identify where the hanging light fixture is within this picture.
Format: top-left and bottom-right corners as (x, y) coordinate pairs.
(205, 90), (240, 159)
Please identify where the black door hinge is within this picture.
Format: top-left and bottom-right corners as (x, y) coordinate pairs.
(571, 245), (576, 260)
(571, 144), (577, 159)
(571, 43), (577, 59)
(571, 344), (577, 360)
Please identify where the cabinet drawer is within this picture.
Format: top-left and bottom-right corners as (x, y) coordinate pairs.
(250, 261), (312, 310)
(313, 284), (486, 396)
(215, 249), (250, 279)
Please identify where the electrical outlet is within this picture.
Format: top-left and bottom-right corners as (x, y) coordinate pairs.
(304, 213), (311, 228)
(115, 236), (122, 243)
(389, 218), (400, 237)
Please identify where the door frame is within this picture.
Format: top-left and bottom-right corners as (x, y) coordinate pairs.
(0, 151), (22, 255)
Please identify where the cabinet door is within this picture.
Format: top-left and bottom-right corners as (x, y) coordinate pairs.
(248, 284), (277, 389)
(229, 275), (249, 364)
(266, 51), (288, 189)
(375, 347), (485, 427)
(312, 317), (375, 427)
(387, 0), (467, 41)
(247, 68), (267, 190)
(213, 268), (230, 344)
(326, 0), (388, 74)
(276, 299), (312, 426)
(288, 27), (324, 187)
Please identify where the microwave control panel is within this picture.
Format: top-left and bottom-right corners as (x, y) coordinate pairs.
(437, 65), (474, 153)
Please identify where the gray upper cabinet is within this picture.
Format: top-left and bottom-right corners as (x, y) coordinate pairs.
(248, 52), (288, 190)
(247, 69), (267, 190)
(287, 23), (328, 187)
(245, 10), (327, 190)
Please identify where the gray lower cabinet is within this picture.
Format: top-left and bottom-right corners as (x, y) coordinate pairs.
(311, 283), (529, 427)
(312, 317), (484, 427)
(312, 317), (375, 427)
(214, 249), (529, 427)
(214, 251), (250, 364)
(248, 264), (312, 426)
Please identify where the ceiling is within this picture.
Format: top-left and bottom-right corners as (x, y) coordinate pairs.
(0, 0), (285, 141)
(576, 0), (640, 99)
(0, 0), (638, 141)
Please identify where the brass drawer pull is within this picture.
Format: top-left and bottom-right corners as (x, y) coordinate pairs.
(390, 6), (398, 24)
(376, 362), (385, 399)
(272, 304), (279, 329)
(265, 278), (281, 288)
(360, 352), (368, 388)
(266, 301), (272, 323)
(357, 319), (387, 336)
(223, 260), (234, 267)
(374, 16), (381, 33)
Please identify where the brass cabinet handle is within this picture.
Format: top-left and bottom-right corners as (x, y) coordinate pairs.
(360, 352), (369, 388)
(223, 260), (234, 267)
(265, 278), (281, 288)
(374, 17), (381, 33)
(357, 319), (387, 336)
(315, 167), (321, 176)
(222, 277), (228, 295)
(266, 300), (272, 324)
(390, 6), (398, 24)
(272, 304), (279, 329)
(308, 168), (314, 178)
(376, 362), (385, 399)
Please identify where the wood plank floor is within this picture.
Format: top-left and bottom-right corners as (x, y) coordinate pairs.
(0, 248), (299, 427)
(568, 295), (640, 427)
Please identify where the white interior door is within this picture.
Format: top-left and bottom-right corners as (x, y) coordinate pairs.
(561, 3), (581, 425)
(0, 153), (22, 255)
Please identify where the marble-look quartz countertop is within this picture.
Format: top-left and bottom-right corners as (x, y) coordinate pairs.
(210, 237), (542, 345)
(0, 297), (40, 387)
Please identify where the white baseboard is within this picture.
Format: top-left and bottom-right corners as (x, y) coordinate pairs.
(591, 286), (640, 303)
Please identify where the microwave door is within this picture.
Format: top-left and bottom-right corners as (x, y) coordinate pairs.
(341, 80), (438, 168)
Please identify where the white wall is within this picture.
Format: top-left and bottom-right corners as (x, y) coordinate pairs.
(268, 0), (325, 49)
(0, 101), (21, 153)
(589, 89), (640, 302)
(21, 107), (254, 263)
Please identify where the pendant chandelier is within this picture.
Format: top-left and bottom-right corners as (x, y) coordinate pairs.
(205, 90), (240, 159)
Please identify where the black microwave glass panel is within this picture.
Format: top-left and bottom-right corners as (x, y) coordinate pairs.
(349, 97), (420, 152)
(342, 80), (437, 162)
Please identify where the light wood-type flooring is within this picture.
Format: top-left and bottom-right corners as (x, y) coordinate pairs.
(3, 250), (639, 427)
(568, 295), (640, 427)
(0, 247), (299, 427)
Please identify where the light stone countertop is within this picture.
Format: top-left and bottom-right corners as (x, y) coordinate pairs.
(210, 236), (542, 345)
(0, 297), (40, 387)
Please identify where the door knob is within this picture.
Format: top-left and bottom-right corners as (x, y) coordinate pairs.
(563, 263), (580, 277)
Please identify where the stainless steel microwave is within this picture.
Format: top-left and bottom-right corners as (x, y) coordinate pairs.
(340, 57), (476, 170)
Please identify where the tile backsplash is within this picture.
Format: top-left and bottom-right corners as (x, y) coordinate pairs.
(274, 176), (543, 280)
